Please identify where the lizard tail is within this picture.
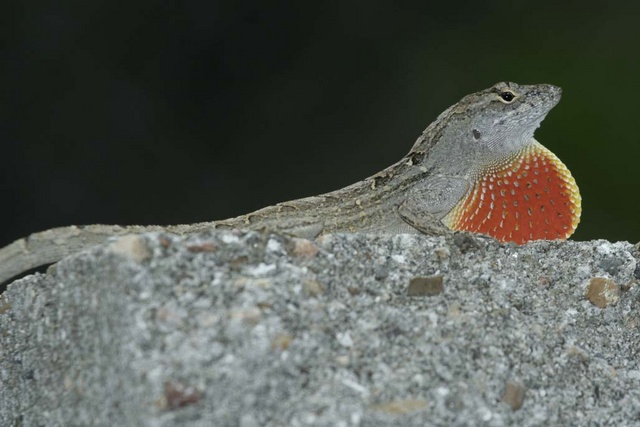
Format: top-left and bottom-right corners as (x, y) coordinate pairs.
(0, 224), (164, 287)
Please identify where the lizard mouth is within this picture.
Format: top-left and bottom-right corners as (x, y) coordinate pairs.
(531, 111), (550, 130)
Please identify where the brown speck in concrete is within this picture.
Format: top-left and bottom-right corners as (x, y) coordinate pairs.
(407, 276), (444, 297)
(303, 280), (325, 297)
(502, 380), (526, 411)
(163, 380), (201, 410)
(434, 246), (451, 260)
(186, 242), (217, 253)
(371, 399), (429, 414)
(109, 235), (152, 262)
(586, 277), (620, 308)
(271, 334), (293, 351)
(538, 276), (552, 287)
(0, 295), (11, 315)
(290, 238), (320, 258)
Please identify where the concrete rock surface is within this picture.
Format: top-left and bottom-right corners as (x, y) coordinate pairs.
(1, 230), (639, 426)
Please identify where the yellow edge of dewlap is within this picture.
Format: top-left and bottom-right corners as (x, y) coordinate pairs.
(538, 142), (581, 237)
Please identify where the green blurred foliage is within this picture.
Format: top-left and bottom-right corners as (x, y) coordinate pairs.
(2, 1), (639, 243)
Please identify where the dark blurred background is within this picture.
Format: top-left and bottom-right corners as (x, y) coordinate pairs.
(1, 1), (638, 247)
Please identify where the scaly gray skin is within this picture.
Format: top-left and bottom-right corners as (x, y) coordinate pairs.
(0, 82), (561, 285)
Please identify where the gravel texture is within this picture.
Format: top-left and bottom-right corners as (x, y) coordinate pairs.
(1, 230), (639, 426)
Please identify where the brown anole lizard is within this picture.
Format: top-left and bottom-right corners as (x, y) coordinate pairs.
(0, 82), (581, 285)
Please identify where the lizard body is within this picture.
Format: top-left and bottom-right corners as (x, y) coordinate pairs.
(0, 82), (581, 285)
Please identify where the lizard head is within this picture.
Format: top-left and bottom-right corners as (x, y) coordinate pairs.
(423, 82), (562, 171)
(455, 81), (561, 163)
(436, 82), (581, 243)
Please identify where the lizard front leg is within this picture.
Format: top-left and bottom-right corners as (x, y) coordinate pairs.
(396, 175), (469, 235)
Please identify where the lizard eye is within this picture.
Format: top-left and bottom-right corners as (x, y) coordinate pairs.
(500, 91), (515, 102)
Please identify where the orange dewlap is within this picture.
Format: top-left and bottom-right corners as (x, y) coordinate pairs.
(443, 141), (581, 244)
